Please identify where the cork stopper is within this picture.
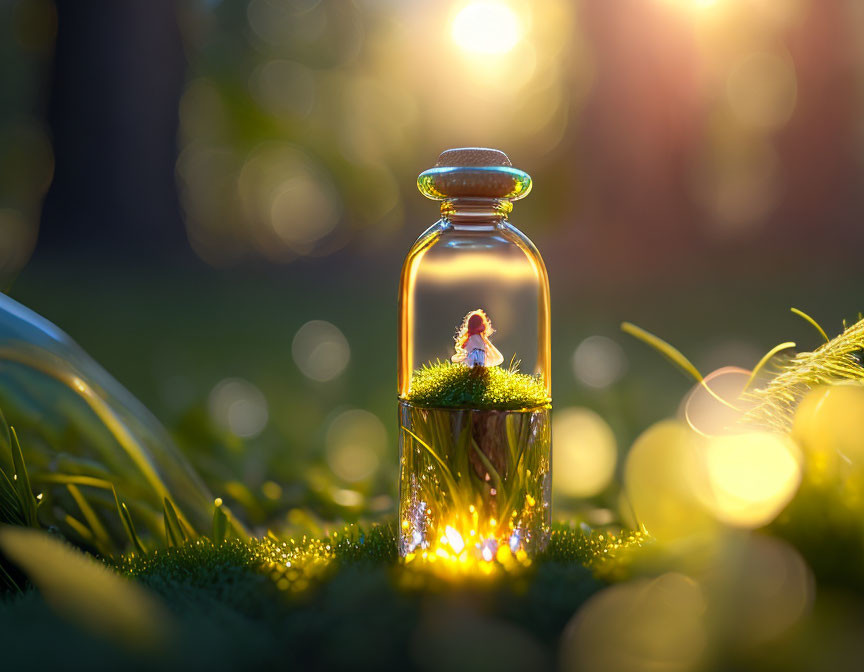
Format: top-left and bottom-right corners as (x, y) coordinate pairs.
(434, 148), (512, 168)
(418, 147), (532, 201)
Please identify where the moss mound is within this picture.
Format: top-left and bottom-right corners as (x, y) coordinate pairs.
(406, 361), (551, 410)
(113, 522), (641, 595)
(1, 522), (645, 670)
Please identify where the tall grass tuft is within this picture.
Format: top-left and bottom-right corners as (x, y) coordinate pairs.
(743, 315), (864, 430)
(623, 311), (864, 432)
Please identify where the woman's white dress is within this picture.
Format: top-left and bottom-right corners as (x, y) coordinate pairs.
(452, 333), (504, 367)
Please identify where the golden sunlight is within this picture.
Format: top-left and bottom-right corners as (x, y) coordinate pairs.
(625, 421), (717, 541)
(553, 407), (617, 498)
(418, 252), (537, 284)
(701, 432), (801, 528)
(451, 2), (521, 55)
(663, 0), (719, 9)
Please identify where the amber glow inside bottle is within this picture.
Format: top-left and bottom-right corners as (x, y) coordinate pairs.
(397, 148), (552, 563)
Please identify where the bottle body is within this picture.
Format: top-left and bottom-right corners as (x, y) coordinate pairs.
(397, 209), (552, 563)
(398, 401), (551, 560)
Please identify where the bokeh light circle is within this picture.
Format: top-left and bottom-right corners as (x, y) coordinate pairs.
(269, 172), (340, 251)
(208, 378), (269, 438)
(708, 535), (814, 647)
(794, 384), (864, 471)
(682, 366), (751, 437)
(726, 52), (797, 132)
(237, 144), (343, 260)
(572, 335), (627, 389)
(700, 432), (801, 528)
(292, 320), (351, 382)
(625, 421), (716, 541)
(249, 59), (316, 118)
(325, 409), (387, 483)
(553, 407), (617, 498)
(561, 572), (707, 672)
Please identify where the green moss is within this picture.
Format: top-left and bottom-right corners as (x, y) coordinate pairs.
(405, 361), (551, 410)
(112, 522), (643, 596)
(0, 523), (645, 669)
(114, 524), (398, 596)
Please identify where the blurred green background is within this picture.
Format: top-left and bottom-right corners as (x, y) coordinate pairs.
(2, 0), (863, 530)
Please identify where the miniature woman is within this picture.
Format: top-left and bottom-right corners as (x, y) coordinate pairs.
(451, 309), (504, 368)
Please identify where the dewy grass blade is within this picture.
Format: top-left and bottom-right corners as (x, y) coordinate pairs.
(622, 322), (741, 412)
(744, 341), (797, 391)
(63, 513), (96, 544)
(505, 414), (520, 473)
(66, 483), (112, 555)
(455, 411), (473, 483)
(9, 427), (39, 527)
(212, 498), (228, 544)
(0, 408), (11, 452)
(791, 307), (829, 343)
(621, 321), (703, 382)
(402, 424), (452, 481)
(163, 497), (187, 547)
(0, 525), (172, 650)
(113, 487), (146, 555)
(0, 556), (22, 593)
(33, 474), (116, 490)
(0, 411), (21, 524)
(402, 422), (466, 512)
(513, 414), (531, 474)
(743, 316), (864, 429)
(121, 502), (146, 555)
(0, 465), (24, 526)
(471, 438), (503, 493)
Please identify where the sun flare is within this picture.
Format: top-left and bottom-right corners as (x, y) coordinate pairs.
(451, 2), (521, 55)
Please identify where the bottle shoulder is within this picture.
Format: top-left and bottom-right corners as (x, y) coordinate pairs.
(399, 218), (549, 299)
(404, 219), (542, 259)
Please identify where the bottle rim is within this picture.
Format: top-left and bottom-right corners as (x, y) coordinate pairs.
(417, 166), (532, 202)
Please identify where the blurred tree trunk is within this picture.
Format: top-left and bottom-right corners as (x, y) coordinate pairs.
(38, 0), (191, 262)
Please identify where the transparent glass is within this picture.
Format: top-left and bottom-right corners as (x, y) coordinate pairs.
(397, 182), (552, 564)
(0, 293), (221, 550)
(398, 199), (550, 396)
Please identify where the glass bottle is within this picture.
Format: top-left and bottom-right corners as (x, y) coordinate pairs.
(397, 148), (552, 564)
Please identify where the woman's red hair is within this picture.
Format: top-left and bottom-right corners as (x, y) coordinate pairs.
(455, 309), (494, 350)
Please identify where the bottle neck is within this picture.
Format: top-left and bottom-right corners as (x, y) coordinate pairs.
(440, 197), (513, 225)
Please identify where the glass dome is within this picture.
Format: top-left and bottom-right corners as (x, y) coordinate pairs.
(397, 148), (552, 565)
(398, 148), (549, 395)
(0, 293), (222, 551)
